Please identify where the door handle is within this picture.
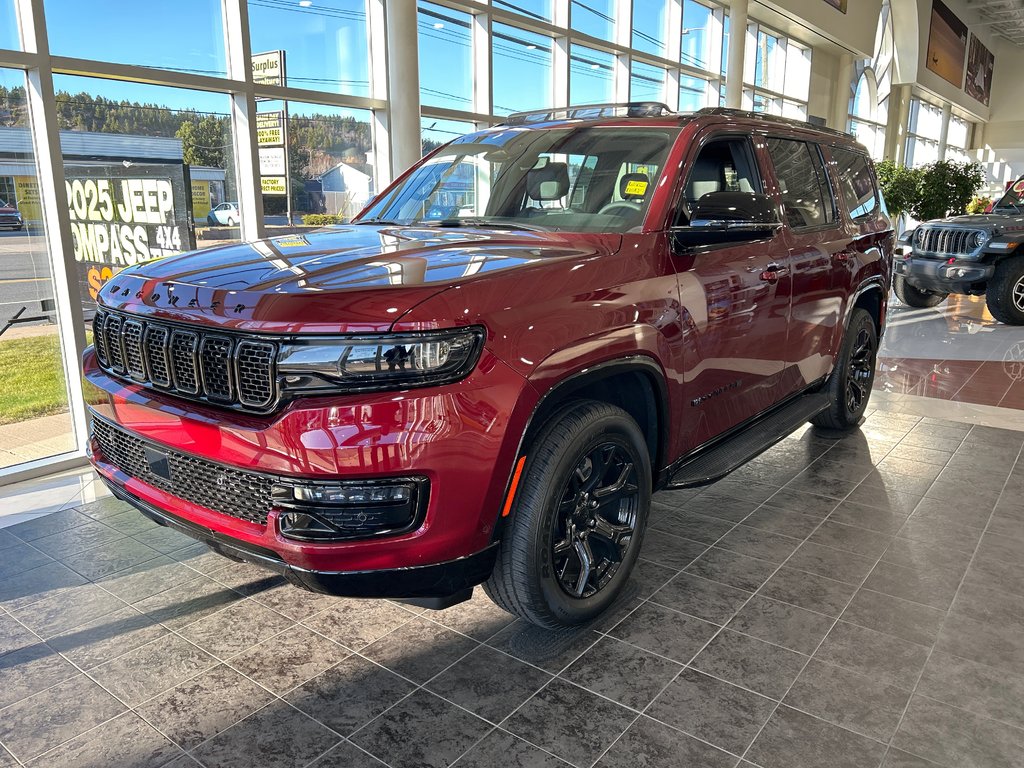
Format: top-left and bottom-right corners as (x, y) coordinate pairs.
(759, 263), (786, 283)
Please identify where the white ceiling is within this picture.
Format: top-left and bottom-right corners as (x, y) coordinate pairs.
(968, 0), (1024, 46)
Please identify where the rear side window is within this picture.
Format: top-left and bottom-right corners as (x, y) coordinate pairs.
(680, 137), (762, 220)
(765, 138), (836, 229)
(830, 147), (879, 220)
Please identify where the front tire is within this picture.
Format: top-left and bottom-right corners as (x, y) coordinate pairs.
(893, 274), (948, 308)
(812, 308), (877, 431)
(484, 400), (651, 629)
(985, 255), (1024, 325)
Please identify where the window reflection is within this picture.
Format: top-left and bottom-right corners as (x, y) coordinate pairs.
(632, 0), (669, 57)
(492, 24), (553, 116)
(570, 0), (615, 39)
(1, 0), (19, 50)
(493, 0), (553, 23)
(422, 117), (475, 157)
(570, 46), (614, 106)
(418, 2), (473, 112)
(630, 61), (667, 103)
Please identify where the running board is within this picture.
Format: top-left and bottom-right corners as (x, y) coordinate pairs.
(666, 393), (830, 488)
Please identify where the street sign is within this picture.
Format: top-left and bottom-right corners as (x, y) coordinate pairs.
(251, 50), (285, 87)
(259, 148), (287, 176)
(261, 176), (288, 196)
(256, 111), (285, 147)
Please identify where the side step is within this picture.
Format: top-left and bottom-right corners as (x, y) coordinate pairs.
(666, 393), (830, 488)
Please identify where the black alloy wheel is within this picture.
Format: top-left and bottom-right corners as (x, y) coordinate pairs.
(812, 307), (877, 431)
(845, 325), (875, 415)
(552, 442), (639, 599)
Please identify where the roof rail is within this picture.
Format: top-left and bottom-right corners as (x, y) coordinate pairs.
(499, 102), (675, 126)
(694, 107), (853, 139)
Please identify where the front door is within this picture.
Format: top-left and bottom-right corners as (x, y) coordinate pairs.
(673, 135), (793, 448)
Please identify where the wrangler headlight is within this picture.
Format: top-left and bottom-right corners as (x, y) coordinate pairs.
(277, 326), (485, 393)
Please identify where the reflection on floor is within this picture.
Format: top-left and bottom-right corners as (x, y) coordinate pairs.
(878, 293), (1024, 409)
(0, 409), (1022, 768)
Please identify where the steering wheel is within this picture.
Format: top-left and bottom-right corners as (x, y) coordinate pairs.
(598, 202), (642, 217)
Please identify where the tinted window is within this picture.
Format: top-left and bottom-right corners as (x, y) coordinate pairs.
(766, 138), (835, 229)
(830, 147), (878, 220)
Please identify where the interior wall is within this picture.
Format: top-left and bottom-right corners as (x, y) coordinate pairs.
(758, 0), (882, 57)
(808, 47), (840, 124)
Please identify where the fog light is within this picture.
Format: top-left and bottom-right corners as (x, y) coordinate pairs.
(274, 478), (427, 541)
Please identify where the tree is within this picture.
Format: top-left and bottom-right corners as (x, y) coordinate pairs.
(176, 115), (230, 167)
(914, 160), (985, 221)
(876, 160), (921, 221)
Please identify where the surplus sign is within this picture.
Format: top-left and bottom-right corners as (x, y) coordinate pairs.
(66, 164), (195, 303)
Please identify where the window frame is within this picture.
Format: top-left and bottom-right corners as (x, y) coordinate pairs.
(763, 136), (840, 233)
(674, 132), (765, 226)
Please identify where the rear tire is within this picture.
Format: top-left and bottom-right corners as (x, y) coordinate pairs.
(812, 308), (877, 431)
(893, 274), (948, 308)
(484, 400), (651, 629)
(985, 255), (1024, 325)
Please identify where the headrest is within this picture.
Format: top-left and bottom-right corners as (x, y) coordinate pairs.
(526, 162), (570, 201)
(619, 173), (650, 201)
(686, 156), (723, 200)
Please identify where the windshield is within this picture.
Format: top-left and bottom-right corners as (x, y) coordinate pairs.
(994, 177), (1024, 212)
(359, 126), (680, 232)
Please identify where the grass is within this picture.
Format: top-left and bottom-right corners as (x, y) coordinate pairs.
(0, 333), (70, 425)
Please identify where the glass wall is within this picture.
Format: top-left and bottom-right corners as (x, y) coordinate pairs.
(570, 45), (615, 105)
(571, 0), (615, 39)
(492, 23), (554, 116)
(905, 98), (944, 167)
(418, 2), (474, 112)
(744, 21), (811, 118)
(0, 68), (75, 469)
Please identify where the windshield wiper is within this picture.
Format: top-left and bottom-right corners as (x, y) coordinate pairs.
(354, 218), (404, 225)
(422, 219), (550, 232)
(996, 203), (1024, 215)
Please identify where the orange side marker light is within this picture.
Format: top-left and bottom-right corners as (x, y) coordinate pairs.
(502, 456), (527, 517)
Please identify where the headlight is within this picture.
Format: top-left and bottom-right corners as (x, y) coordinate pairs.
(277, 326), (485, 394)
(972, 231), (989, 249)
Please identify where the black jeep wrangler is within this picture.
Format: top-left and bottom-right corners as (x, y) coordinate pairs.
(895, 176), (1024, 324)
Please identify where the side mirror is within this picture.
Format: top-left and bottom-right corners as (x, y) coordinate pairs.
(672, 191), (782, 248)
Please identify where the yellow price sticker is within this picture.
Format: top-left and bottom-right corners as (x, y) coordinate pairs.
(624, 180), (648, 197)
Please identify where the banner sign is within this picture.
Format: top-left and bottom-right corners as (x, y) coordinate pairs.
(65, 163), (195, 304)
(259, 147), (287, 176)
(251, 50), (285, 88)
(261, 176), (288, 196)
(256, 111), (285, 146)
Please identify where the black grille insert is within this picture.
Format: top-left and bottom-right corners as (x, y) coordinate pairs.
(92, 417), (274, 525)
(93, 309), (277, 412)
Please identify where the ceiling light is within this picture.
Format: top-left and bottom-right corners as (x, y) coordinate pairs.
(433, 22), (444, 29)
(299, 0), (312, 6)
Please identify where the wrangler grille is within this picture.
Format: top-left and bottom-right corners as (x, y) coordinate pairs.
(92, 417), (274, 525)
(93, 309), (277, 412)
(915, 226), (985, 257)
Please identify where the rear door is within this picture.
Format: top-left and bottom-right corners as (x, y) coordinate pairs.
(760, 137), (850, 396)
(673, 133), (792, 445)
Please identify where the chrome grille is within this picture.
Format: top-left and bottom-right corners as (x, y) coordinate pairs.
(93, 309), (278, 412)
(917, 226), (984, 257)
(92, 417), (274, 525)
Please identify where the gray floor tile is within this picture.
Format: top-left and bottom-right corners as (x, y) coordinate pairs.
(136, 664), (275, 750)
(916, 650), (1024, 730)
(96, 555), (200, 603)
(933, 612), (1024, 677)
(425, 593), (516, 641)
(503, 679), (635, 768)
(250, 580), (340, 622)
(25, 712), (181, 768)
(727, 596), (833, 655)
(285, 654), (415, 735)
(6, 509), (94, 542)
(227, 624), (350, 694)
(0, 542), (54, 580)
(191, 699), (341, 768)
(786, 541), (876, 585)
(684, 547), (777, 592)
(742, 505), (822, 539)
(975, 531), (1024, 566)
(703, 479), (780, 505)
(487, 621), (601, 674)
(814, 620), (929, 689)
(99, 509), (161, 536)
(963, 554), (1024, 598)
(361, 617), (477, 683)
(862, 560), (962, 611)
(608, 601), (718, 664)
(306, 741), (389, 768)
(0, 562), (90, 614)
(30, 521), (125, 559)
(0, 613), (38, 657)
(130, 525), (194, 554)
(881, 748), (945, 768)
(426, 645), (551, 723)
(880, 537), (972, 575)
(715, 525), (802, 564)
(650, 572), (751, 625)
(764, 487), (842, 518)
(688, 493), (762, 523)
(596, 716), (736, 768)
(10, 582), (127, 639)
(562, 636), (681, 710)
(911, 497), (992, 530)
(170, 542), (239, 576)
(639, 530), (708, 569)
(0, 674), (126, 763)
(46, 605), (167, 670)
(626, 559), (679, 599)
(133, 576), (244, 630)
(647, 668), (775, 754)
(759, 566), (858, 617)
(89, 633), (217, 706)
(892, 695), (1024, 768)
(746, 705), (886, 768)
(808, 520), (891, 559)
(785, 472), (859, 501)
(177, 599), (294, 660)
(0, 641), (78, 709)
(841, 590), (945, 647)
(301, 599), (415, 650)
(456, 729), (571, 767)
(827, 500), (910, 535)
(351, 689), (490, 768)
(650, 509), (736, 544)
(59, 537), (161, 581)
(785, 659), (910, 741)
(844, 483), (922, 515)
(691, 628), (807, 699)
(72, 497), (132, 521)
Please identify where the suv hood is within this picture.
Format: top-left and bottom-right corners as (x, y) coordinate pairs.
(926, 213), (1024, 233)
(97, 225), (619, 334)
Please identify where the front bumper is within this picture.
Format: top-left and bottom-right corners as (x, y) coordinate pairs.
(102, 477), (498, 600)
(895, 255), (994, 295)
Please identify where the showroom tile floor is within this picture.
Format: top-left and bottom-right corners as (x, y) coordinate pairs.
(1, 410), (1023, 768)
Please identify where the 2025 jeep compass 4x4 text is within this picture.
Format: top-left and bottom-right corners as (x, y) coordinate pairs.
(84, 104), (893, 628)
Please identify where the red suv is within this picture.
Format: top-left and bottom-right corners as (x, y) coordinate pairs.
(84, 105), (893, 628)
